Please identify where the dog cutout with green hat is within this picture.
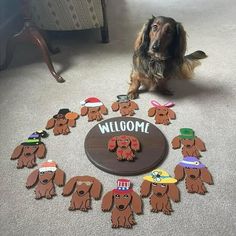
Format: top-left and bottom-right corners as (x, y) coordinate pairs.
(171, 128), (206, 158)
(140, 168), (180, 215)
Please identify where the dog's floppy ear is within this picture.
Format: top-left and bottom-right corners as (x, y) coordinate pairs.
(36, 143), (46, 159)
(101, 190), (114, 212)
(174, 23), (186, 64)
(99, 105), (108, 115)
(46, 118), (56, 129)
(167, 108), (176, 120)
(11, 145), (24, 160)
(80, 107), (89, 116)
(171, 136), (181, 149)
(128, 136), (140, 151)
(194, 137), (206, 151)
(148, 107), (157, 117)
(200, 167), (213, 185)
(130, 101), (139, 110)
(108, 136), (117, 151)
(174, 165), (185, 180)
(111, 102), (120, 111)
(131, 191), (142, 214)
(167, 184), (180, 202)
(26, 169), (39, 188)
(54, 168), (65, 187)
(68, 119), (76, 127)
(140, 180), (152, 197)
(134, 17), (154, 51)
(90, 177), (102, 200)
(62, 176), (78, 196)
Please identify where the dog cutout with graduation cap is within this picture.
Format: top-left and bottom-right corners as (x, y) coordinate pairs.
(26, 160), (65, 199)
(11, 130), (48, 169)
(172, 128), (206, 158)
(148, 100), (176, 125)
(80, 97), (108, 122)
(101, 179), (142, 228)
(140, 169), (180, 215)
(46, 108), (79, 135)
(111, 95), (139, 116)
(174, 156), (213, 194)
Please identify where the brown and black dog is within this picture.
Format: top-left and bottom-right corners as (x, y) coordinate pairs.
(128, 16), (207, 99)
(62, 176), (102, 212)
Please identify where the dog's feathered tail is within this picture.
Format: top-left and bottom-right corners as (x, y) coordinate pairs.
(180, 50), (207, 79)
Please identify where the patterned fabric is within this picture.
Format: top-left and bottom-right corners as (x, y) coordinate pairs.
(30, 0), (104, 30)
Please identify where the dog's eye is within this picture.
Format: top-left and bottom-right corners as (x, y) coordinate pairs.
(115, 194), (120, 198)
(123, 194), (129, 198)
(152, 24), (158, 31)
(161, 184), (166, 188)
(152, 183), (157, 186)
(40, 172), (44, 175)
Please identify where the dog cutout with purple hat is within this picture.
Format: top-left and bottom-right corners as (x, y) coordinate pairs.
(101, 179), (142, 228)
(174, 156), (213, 194)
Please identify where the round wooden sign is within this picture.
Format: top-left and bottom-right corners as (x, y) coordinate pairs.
(84, 117), (168, 176)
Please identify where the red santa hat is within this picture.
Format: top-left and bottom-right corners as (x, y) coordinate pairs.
(80, 97), (103, 107)
(39, 160), (57, 172)
(113, 179), (133, 194)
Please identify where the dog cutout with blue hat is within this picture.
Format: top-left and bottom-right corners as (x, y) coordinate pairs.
(111, 95), (139, 116)
(140, 169), (180, 215)
(172, 128), (206, 157)
(11, 130), (48, 168)
(174, 156), (213, 194)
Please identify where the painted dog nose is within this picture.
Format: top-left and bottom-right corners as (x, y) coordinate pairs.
(190, 175), (196, 179)
(118, 205), (124, 210)
(79, 191), (84, 195)
(43, 179), (48, 183)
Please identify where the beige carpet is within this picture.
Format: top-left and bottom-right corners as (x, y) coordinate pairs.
(0, 0), (236, 235)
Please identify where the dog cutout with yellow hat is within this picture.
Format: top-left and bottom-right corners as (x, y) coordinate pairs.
(140, 169), (180, 215)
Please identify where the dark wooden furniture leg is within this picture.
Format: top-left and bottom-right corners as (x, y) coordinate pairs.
(101, 0), (109, 43)
(0, 0), (65, 83)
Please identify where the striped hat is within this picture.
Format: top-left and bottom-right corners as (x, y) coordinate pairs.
(113, 179), (133, 194)
(39, 160), (57, 173)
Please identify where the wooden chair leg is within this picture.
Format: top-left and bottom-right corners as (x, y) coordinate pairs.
(101, 0), (109, 43)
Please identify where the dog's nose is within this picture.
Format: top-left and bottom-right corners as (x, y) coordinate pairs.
(43, 179), (48, 183)
(25, 153), (31, 156)
(186, 145), (191, 147)
(190, 175), (196, 179)
(79, 191), (84, 195)
(118, 205), (125, 210)
(156, 192), (162, 196)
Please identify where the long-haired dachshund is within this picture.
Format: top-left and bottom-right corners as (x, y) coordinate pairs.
(174, 157), (213, 194)
(128, 16), (207, 99)
(62, 176), (102, 212)
(26, 161), (65, 199)
(11, 141), (46, 168)
(108, 135), (140, 161)
(140, 180), (180, 215)
(101, 183), (142, 228)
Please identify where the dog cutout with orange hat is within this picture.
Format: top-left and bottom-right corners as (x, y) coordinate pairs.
(140, 169), (180, 215)
(26, 160), (65, 199)
(101, 179), (142, 228)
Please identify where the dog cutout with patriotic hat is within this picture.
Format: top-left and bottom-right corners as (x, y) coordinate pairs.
(112, 179), (133, 194)
(80, 97), (108, 122)
(140, 169), (180, 215)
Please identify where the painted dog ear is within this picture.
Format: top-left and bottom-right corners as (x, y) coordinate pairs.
(130, 101), (139, 110)
(62, 177), (79, 196)
(111, 102), (120, 111)
(36, 144), (46, 159)
(128, 136), (140, 151)
(108, 136), (117, 151)
(194, 137), (206, 151)
(11, 145), (24, 160)
(99, 105), (108, 115)
(26, 169), (39, 188)
(174, 165), (185, 180)
(80, 107), (89, 116)
(46, 118), (56, 129)
(140, 180), (152, 197)
(54, 168), (65, 187)
(148, 107), (157, 117)
(167, 108), (176, 119)
(131, 191), (143, 214)
(134, 18), (154, 51)
(167, 184), (180, 202)
(90, 177), (102, 200)
(200, 167), (213, 185)
(101, 190), (114, 212)
(171, 136), (181, 149)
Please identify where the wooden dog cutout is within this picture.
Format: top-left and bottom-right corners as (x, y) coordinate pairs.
(62, 176), (102, 212)
(148, 100), (176, 125)
(174, 157), (213, 194)
(26, 160), (65, 199)
(108, 135), (140, 161)
(101, 179), (142, 228)
(46, 109), (79, 135)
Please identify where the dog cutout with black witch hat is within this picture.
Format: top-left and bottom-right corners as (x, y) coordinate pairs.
(174, 156), (213, 194)
(26, 160), (65, 199)
(46, 108), (79, 135)
(140, 169), (180, 215)
(172, 128), (206, 158)
(11, 130), (48, 168)
(101, 179), (142, 228)
(111, 95), (139, 116)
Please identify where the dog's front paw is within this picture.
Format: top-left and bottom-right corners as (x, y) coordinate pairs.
(128, 92), (138, 100)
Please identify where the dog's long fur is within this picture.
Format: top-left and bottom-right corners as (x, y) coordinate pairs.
(62, 176), (102, 212)
(128, 16), (207, 99)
